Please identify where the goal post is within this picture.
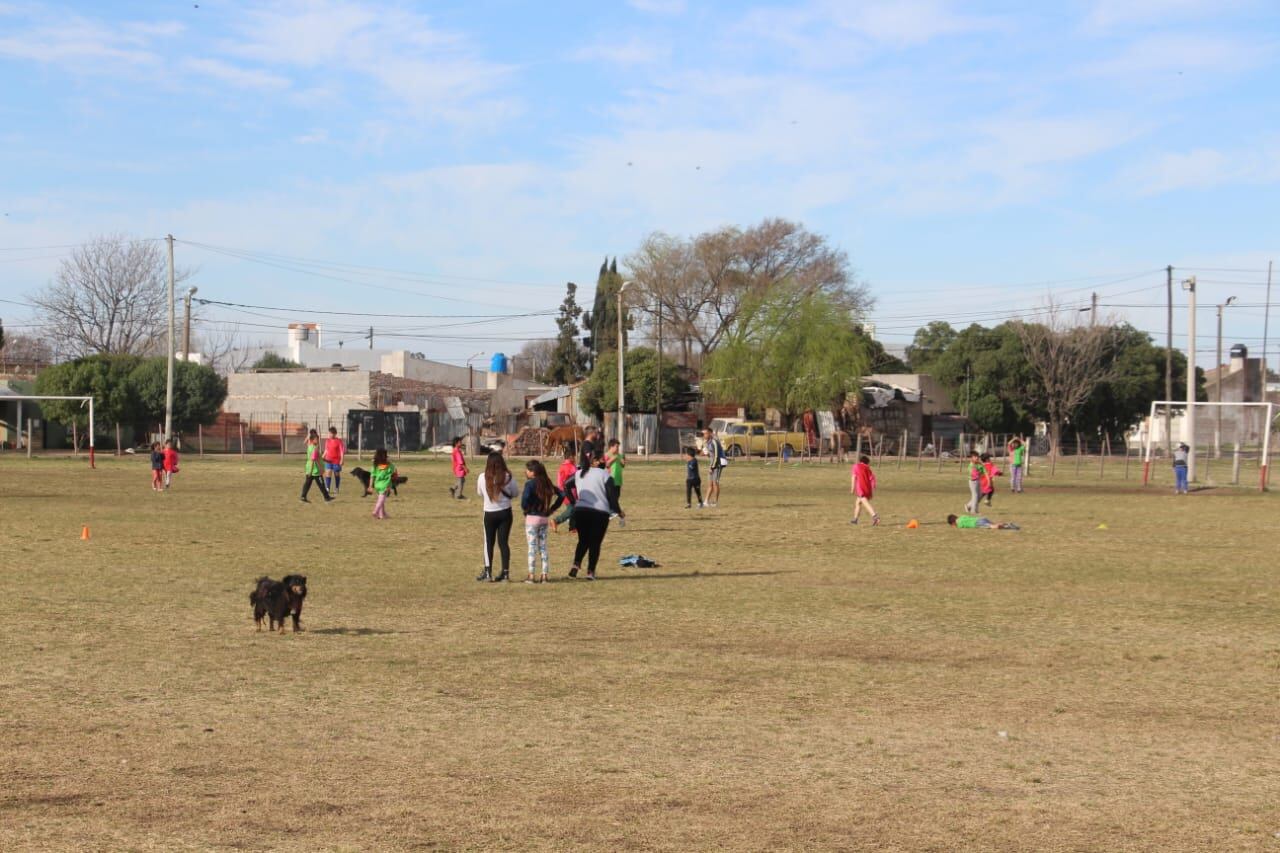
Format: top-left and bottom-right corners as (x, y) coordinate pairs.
(0, 395), (96, 467)
(1141, 401), (1274, 491)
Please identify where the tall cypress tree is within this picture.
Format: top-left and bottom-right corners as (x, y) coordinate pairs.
(548, 282), (587, 384)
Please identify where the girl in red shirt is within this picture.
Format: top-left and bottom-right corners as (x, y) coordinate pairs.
(850, 454), (879, 526)
(162, 439), (179, 489)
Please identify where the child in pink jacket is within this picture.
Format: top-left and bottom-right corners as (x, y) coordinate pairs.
(449, 436), (468, 500)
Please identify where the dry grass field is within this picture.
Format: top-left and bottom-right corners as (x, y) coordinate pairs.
(1, 451), (1277, 851)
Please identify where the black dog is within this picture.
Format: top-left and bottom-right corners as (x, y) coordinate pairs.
(249, 574), (308, 633)
(350, 466), (409, 497)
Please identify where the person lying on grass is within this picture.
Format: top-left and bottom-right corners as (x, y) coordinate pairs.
(946, 514), (1020, 530)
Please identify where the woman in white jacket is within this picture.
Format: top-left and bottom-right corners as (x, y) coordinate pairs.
(476, 451), (519, 582)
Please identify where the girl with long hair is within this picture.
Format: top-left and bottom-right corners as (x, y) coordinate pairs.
(568, 451), (625, 581)
(521, 459), (564, 584)
(476, 451), (519, 582)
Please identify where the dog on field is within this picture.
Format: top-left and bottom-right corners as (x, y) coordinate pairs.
(249, 574), (308, 633)
(350, 466), (408, 497)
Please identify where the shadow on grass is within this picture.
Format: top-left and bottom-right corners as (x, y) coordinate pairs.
(592, 570), (796, 582)
(309, 626), (402, 636)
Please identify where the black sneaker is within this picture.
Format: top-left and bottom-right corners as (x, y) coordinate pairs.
(476, 569), (492, 582)
(300, 497), (309, 503)
(567, 567), (579, 578)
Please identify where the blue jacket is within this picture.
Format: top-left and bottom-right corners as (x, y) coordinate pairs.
(520, 480), (565, 516)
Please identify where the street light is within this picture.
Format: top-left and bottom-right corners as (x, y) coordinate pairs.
(467, 351), (485, 389)
(618, 280), (632, 452)
(1215, 295), (1238, 457)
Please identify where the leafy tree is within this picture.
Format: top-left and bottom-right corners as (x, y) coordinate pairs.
(702, 290), (870, 419)
(130, 358), (227, 431)
(546, 281), (587, 384)
(34, 354), (144, 431)
(251, 352), (304, 370)
(578, 347), (690, 418)
(913, 322), (1041, 433)
(1071, 324), (1198, 440)
(582, 258), (627, 367)
(905, 321), (958, 373)
(626, 219), (871, 370)
(861, 330), (909, 373)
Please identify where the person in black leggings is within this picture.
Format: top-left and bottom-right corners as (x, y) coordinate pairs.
(568, 452), (624, 580)
(476, 451), (518, 582)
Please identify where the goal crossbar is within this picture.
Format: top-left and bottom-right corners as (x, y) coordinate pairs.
(1141, 400), (1273, 491)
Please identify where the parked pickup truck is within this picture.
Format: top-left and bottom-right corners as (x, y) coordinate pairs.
(719, 421), (806, 457)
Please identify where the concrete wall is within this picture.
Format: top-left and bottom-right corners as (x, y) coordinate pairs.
(863, 374), (954, 414)
(225, 371), (371, 426)
(382, 351), (483, 388)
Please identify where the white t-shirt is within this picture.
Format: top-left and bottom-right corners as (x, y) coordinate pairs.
(476, 471), (518, 511)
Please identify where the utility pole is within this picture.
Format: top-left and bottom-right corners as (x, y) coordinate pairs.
(368, 326), (374, 350)
(1183, 276), (1197, 483)
(164, 235), (176, 444)
(1264, 260), (1273, 387)
(617, 281), (631, 452)
(1215, 296), (1237, 458)
(1090, 291), (1098, 326)
(1165, 265), (1173, 453)
(182, 286), (198, 362)
(655, 302), (663, 450)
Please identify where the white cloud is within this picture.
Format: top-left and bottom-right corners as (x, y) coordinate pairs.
(184, 58), (291, 91)
(572, 37), (671, 67)
(1079, 32), (1273, 78)
(0, 16), (159, 67)
(224, 0), (515, 122)
(1084, 0), (1251, 31)
(628, 0), (686, 14)
(1122, 144), (1280, 195)
(738, 0), (1000, 56)
(293, 129), (330, 145)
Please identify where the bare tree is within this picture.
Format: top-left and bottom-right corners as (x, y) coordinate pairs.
(0, 333), (53, 372)
(30, 234), (192, 357)
(626, 218), (870, 371)
(197, 324), (253, 376)
(515, 338), (556, 382)
(1013, 301), (1118, 456)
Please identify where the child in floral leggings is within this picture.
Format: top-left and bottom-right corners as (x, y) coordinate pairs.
(520, 460), (565, 583)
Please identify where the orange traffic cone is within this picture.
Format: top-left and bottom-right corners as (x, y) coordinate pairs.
(80, 525), (91, 541)
(905, 519), (919, 529)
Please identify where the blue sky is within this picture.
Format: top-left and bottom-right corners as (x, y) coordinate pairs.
(1, 0), (1277, 367)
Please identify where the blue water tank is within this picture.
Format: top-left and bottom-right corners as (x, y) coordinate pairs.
(489, 352), (509, 374)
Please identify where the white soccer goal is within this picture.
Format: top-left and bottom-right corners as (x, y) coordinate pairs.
(0, 395), (97, 466)
(1140, 401), (1274, 491)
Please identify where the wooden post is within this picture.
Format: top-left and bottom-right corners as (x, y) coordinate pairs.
(1123, 435), (1131, 479)
(198, 423), (204, 457)
(357, 422), (364, 461)
(1075, 434), (1083, 475)
(395, 418), (402, 460)
(239, 422), (246, 460)
(916, 436), (924, 472)
(1099, 434), (1107, 479)
(898, 429), (907, 469)
(27, 419), (33, 458)
(1232, 441), (1241, 485)
(115, 423), (122, 457)
(279, 416), (285, 457)
(935, 434), (944, 474)
(72, 421), (78, 457)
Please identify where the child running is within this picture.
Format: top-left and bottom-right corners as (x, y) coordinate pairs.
(947, 514), (1020, 530)
(370, 448), (397, 519)
(850, 454), (879, 525)
(684, 446), (704, 509)
(1007, 438), (1026, 493)
(449, 436), (468, 500)
(552, 443), (577, 532)
(150, 441), (164, 491)
(521, 460), (564, 584)
(980, 452), (1000, 508)
(162, 439), (180, 490)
